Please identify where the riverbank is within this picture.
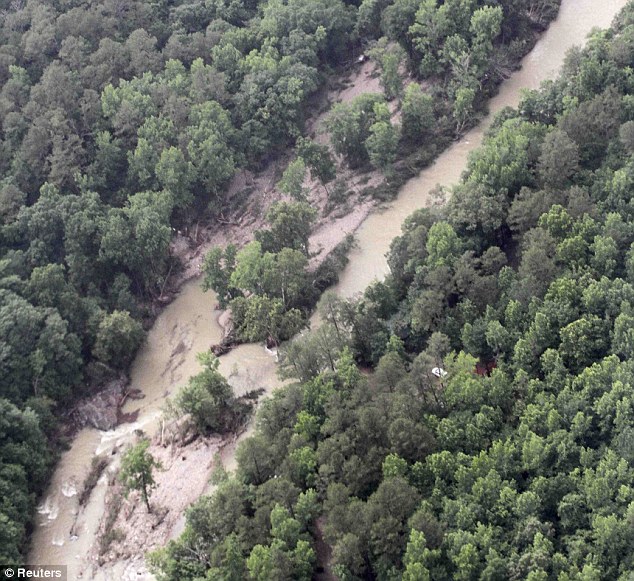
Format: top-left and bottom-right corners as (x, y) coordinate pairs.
(162, 57), (388, 295)
(86, 434), (235, 574)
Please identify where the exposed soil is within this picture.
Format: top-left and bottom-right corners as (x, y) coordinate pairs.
(83, 428), (245, 579)
(168, 161), (287, 289)
(314, 516), (337, 581)
(167, 56), (405, 291)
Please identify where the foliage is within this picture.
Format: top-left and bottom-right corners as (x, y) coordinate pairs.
(175, 352), (250, 436)
(204, 205), (317, 344)
(326, 93), (388, 168)
(366, 119), (400, 173)
(202, 245), (238, 309)
(296, 137), (336, 191)
(256, 202), (317, 257)
(0, 399), (52, 564)
(93, 310), (145, 369)
(231, 295), (306, 345)
(401, 83), (435, 142)
(277, 158), (308, 201)
(369, 39), (407, 100)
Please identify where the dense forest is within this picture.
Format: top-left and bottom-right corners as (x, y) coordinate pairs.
(150, 5), (634, 581)
(0, 0), (561, 564)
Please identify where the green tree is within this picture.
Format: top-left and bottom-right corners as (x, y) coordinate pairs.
(186, 101), (236, 199)
(426, 222), (461, 268)
(278, 158), (308, 201)
(296, 137), (336, 192)
(590, 235), (618, 278)
(176, 352), (235, 435)
(383, 453), (409, 479)
(369, 40), (406, 100)
(236, 435), (277, 486)
(469, 5), (503, 74)
(231, 295), (305, 344)
(206, 533), (247, 581)
(288, 446), (318, 487)
(155, 146), (194, 209)
(93, 310), (145, 368)
(485, 320), (510, 358)
(516, 228), (558, 300)
(453, 86), (476, 133)
(401, 84), (435, 143)
(257, 201), (317, 256)
(0, 290), (83, 402)
(268, 248), (311, 308)
(230, 242), (270, 296)
(230, 242), (311, 309)
(538, 129), (580, 190)
(327, 93), (387, 168)
(403, 530), (432, 581)
(559, 316), (609, 373)
(612, 313), (634, 359)
(409, 0), (450, 77)
(119, 439), (162, 513)
(246, 544), (278, 580)
(356, 0), (391, 40)
(332, 533), (367, 580)
(619, 120), (634, 153)
(366, 120), (399, 173)
(0, 399), (52, 561)
(202, 245), (238, 308)
(374, 350), (407, 392)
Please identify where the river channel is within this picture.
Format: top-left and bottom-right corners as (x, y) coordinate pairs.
(29, 1), (628, 578)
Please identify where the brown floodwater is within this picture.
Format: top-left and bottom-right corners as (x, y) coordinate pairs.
(28, 1), (628, 578)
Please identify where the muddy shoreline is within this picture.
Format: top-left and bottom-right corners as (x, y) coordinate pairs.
(87, 422), (250, 575)
(64, 183), (375, 435)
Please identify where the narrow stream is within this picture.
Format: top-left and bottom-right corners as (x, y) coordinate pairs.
(28, 2), (627, 578)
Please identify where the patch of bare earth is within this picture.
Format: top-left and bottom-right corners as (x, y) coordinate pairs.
(169, 160), (288, 288)
(84, 430), (243, 579)
(168, 57), (404, 293)
(314, 516), (337, 581)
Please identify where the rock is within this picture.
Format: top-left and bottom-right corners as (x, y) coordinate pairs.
(70, 377), (128, 431)
(125, 388), (145, 401)
(217, 308), (234, 338)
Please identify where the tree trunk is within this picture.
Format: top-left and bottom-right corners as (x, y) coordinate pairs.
(141, 475), (152, 513)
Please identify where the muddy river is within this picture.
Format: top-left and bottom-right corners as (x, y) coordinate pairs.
(29, 1), (628, 578)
